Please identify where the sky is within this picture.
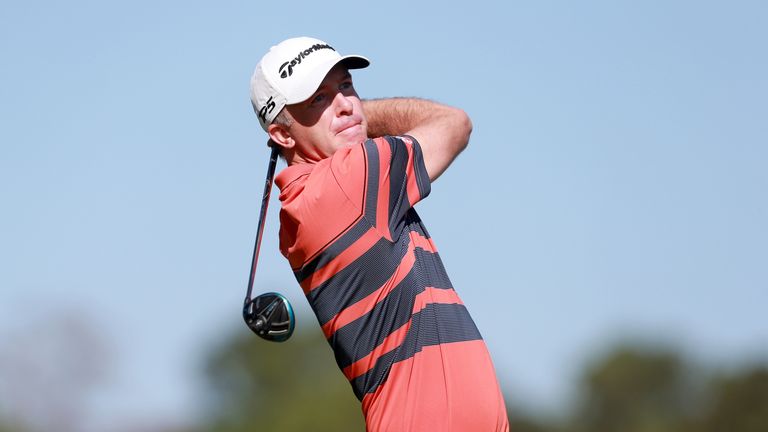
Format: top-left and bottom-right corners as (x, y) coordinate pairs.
(1, 0), (767, 430)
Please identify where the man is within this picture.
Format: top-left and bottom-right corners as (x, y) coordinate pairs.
(250, 36), (509, 431)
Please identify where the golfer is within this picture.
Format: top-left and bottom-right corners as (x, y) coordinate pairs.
(250, 36), (509, 431)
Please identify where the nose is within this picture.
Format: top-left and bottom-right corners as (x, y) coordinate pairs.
(334, 92), (353, 117)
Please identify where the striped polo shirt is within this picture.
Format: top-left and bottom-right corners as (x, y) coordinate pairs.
(275, 136), (508, 431)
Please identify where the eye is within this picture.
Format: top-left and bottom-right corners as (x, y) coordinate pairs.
(309, 92), (326, 106)
(340, 81), (354, 92)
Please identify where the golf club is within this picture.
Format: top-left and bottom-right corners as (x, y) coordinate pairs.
(242, 145), (295, 342)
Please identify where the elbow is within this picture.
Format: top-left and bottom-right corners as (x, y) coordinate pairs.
(454, 108), (472, 152)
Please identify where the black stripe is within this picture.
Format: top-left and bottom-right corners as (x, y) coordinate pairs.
(329, 248), (455, 368)
(362, 139), (380, 221)
(349, 344), (399, 401)
(293, 218), (369, 283)
(293, 140), (380, 282)
(348, 303), (482, 400)
(386, 136), (410, 236)
(330, 270), (422, 369)
(404, 210), (432, 239)
(402, 135), (431, 201)
(413, 247), (453, 290)
(308, 237), (409, 325)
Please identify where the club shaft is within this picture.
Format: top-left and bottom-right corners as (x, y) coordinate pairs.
(245, 146), (280, 303)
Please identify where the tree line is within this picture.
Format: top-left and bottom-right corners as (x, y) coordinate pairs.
(1, 323), (766, 431)
(196, 327), (768, 432)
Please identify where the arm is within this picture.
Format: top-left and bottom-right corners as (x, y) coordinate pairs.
(363, 97), (472, 182)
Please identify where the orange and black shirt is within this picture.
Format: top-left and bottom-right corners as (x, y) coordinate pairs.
(275, 136), (508, 431)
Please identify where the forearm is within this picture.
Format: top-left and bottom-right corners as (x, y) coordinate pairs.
(363, 97), (456, 138)
(362, 97), (472, 182)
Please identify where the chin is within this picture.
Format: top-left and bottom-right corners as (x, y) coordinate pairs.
(335, 129), (367, 148)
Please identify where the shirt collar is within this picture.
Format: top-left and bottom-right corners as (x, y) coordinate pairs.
(274, 162), (314, 192)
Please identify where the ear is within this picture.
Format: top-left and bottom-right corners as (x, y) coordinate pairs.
(268, 123), (295, 150)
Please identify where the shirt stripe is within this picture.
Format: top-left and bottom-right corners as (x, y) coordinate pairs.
(274, 136), (504, 426)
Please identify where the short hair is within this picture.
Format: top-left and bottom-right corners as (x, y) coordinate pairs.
(269, 109), (292, 159)
(272, 108), (293, 128)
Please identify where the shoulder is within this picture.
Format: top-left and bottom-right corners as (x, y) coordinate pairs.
(357, 135), (423, 164)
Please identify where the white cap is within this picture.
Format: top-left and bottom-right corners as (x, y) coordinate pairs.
(250, 37), (369, 131)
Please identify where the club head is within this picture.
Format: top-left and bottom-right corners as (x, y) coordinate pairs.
(243, 292), (295, 342)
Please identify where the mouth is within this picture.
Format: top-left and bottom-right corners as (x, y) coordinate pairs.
(335, 122), (363, 137)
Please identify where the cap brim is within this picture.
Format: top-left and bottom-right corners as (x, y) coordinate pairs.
(284, 55), (370, 105)
(340, 55), (369, 70)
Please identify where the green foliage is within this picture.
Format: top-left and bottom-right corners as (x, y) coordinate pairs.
(198, 325), (767, 432)
(199, 324), (364, 432)
(0, 419), (28, 432)
(572, 345), (688, 432)
(503, 345), (768, 432)
(507, 409), (558, 432)
(691, 366), (768, 432)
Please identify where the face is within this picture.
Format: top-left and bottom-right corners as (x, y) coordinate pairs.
(279, 64), (367, 162)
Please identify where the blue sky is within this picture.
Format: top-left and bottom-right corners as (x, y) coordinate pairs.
(1, 0), (767, 429)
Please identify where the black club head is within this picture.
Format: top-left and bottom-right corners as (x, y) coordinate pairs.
(243, 292), (295, 342)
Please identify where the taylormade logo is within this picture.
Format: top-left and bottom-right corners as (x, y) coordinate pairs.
(278, 43), (335, 78)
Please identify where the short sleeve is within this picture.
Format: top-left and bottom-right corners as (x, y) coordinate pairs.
(381, 135), (431, 221)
